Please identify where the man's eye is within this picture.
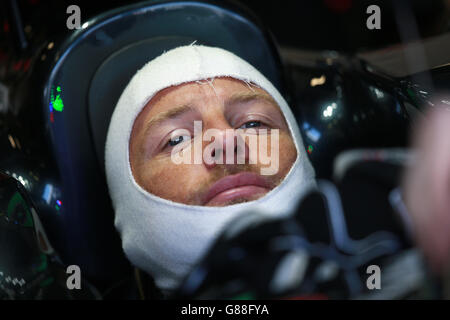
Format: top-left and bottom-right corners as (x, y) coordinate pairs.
(239, 121), (262, 129)
(168, 135), (190, 147)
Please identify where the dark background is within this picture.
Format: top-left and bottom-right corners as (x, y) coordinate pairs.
(1, 0), (449, 54)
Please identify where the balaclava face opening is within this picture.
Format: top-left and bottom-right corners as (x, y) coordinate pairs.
(105, 45), (316, 291)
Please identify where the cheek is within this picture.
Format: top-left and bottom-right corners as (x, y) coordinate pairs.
(277, 133), (297, 175)
(134, 159), (207, 204)
(242, 132), (296, 178)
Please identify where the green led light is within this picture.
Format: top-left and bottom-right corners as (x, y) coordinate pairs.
(50, 86), (64, 112)
(307, 145), (314, 154)
(52, 94), (64, 112)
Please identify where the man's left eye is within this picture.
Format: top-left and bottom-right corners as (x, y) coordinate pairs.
(239, 121), (262, 129)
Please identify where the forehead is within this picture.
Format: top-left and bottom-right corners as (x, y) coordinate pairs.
(132, 77), (278, 133)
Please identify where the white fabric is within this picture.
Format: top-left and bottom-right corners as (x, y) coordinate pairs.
(105, 45), (316, 291)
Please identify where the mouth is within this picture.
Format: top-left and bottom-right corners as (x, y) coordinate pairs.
(202, 172), (272, 206)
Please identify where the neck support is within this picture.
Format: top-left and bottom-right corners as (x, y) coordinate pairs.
(105, 45), (316, 291)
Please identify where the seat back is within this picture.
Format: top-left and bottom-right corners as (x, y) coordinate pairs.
(42, 0), (286, 286)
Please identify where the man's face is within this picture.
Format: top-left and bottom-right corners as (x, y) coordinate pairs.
(129, 77), (297, 206)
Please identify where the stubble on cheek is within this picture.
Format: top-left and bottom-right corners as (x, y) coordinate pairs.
(137, 161), (209, 205)
(278, 133), (297, 177)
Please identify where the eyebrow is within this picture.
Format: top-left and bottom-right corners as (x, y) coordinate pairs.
(225, 92), (279, 109)
(142, 92), (279, 136)
(143, 104), (195, 136)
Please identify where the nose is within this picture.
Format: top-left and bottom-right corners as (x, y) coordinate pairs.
(204, 129), (250, 170)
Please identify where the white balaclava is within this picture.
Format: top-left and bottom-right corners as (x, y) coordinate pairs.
(105, 45), (316, 291)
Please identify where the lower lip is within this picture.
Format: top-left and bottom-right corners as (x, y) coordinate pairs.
(205, 185), (270, 206)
